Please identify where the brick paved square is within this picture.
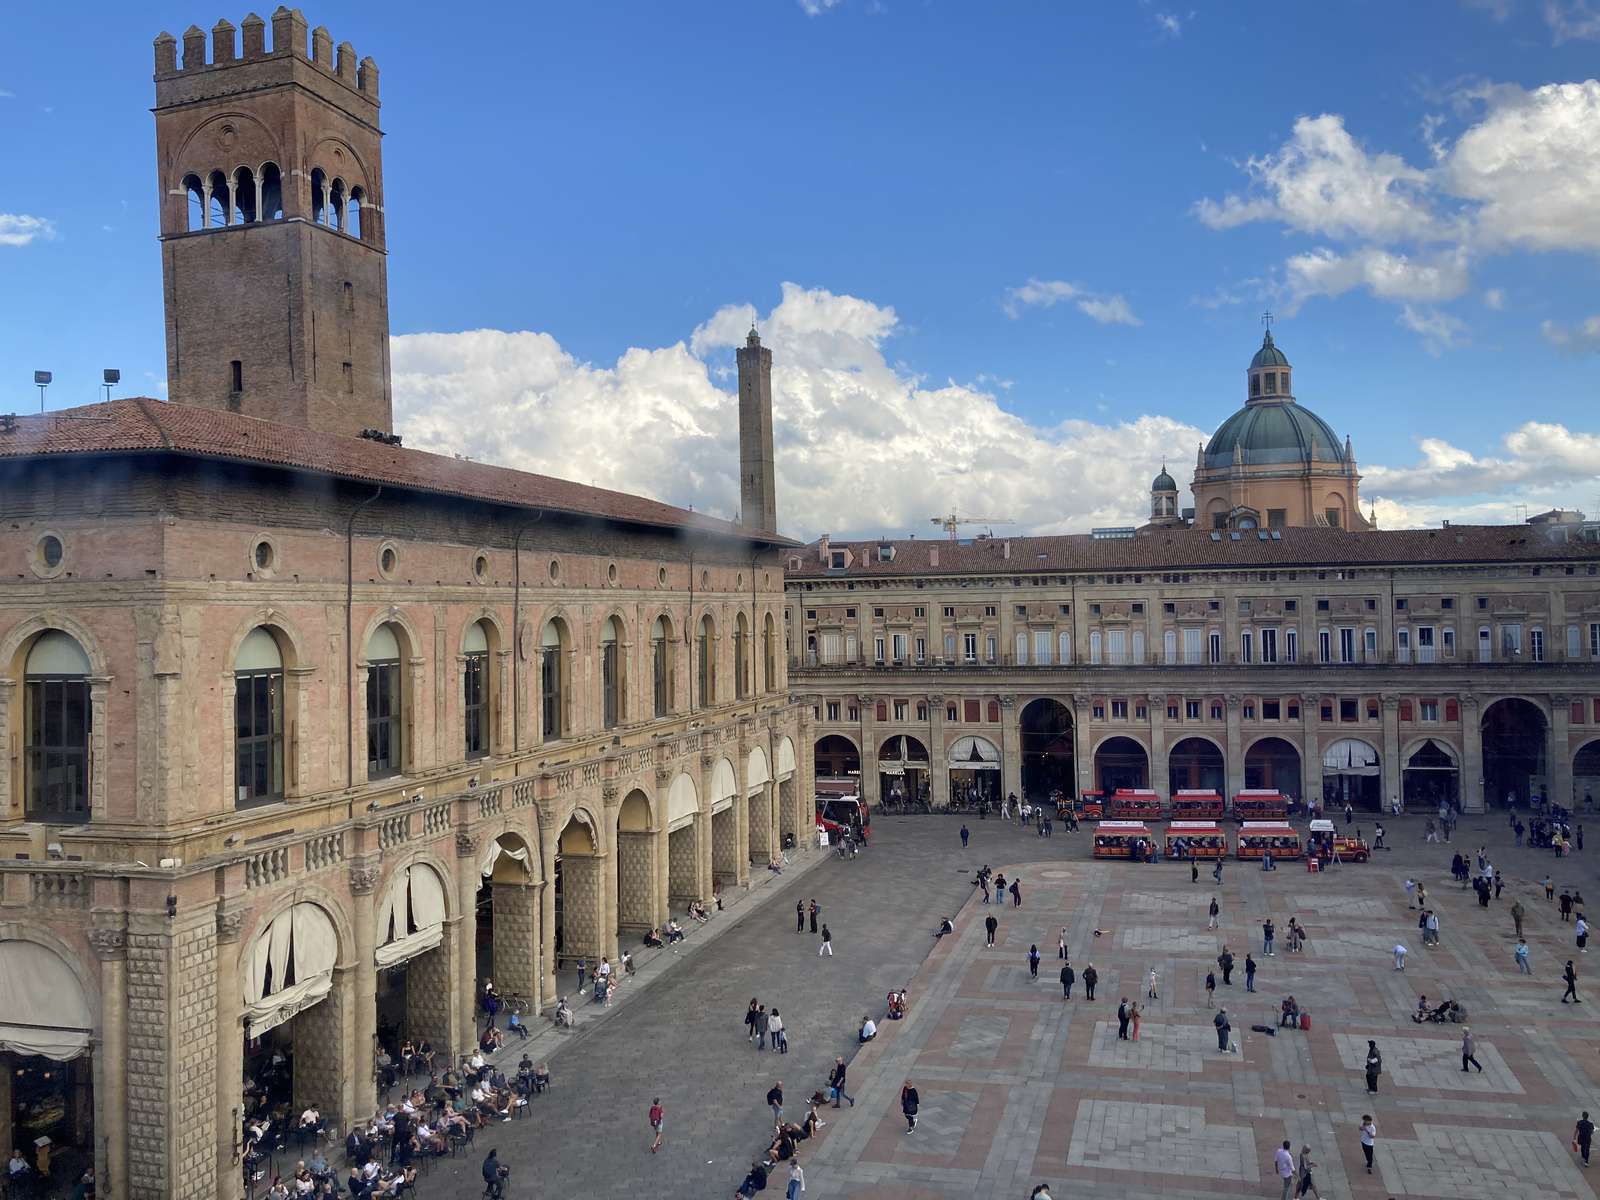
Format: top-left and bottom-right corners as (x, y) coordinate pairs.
(1333, 1030), (1524, 1092)
(1115, 923), (1220, 953)
(1380, 1125), (1588, 1199)
(1084, 1019), (1212, 1072)
(1065, 1098), (1260, 1182)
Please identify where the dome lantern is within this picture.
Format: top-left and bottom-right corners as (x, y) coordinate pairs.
(1246, 328), (1292, 404)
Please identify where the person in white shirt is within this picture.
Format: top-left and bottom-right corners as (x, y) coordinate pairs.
(299, 1106), (320, 1129)
(1358, 1116), (1376, 1173)
(859, 1015), (877, 1043)
(768, 1008), (787, 1053)
(1274, 1140), (1295, 1200)
(1393, 943), (1407, 970)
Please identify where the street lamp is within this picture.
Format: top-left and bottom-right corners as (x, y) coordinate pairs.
(32, 370), (50, 413)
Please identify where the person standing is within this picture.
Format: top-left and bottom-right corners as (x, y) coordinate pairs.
(756, 1005), (770, 1051)
(1358, 1116), (1376, 1174)
(1191, 861), (1199, 884)
(1563, 959), (1580, 1003)
(1010, 878), (1022, 908)
(1213, 858), (1224, 884)
(809, 900), (819, 934)
(648, 1097), (664, 1154)
(1130, 1000), (1142, 1040)
(1028, 944), (1041, 979)
(1205, 970), (1216, 1007)
(1511, 899), (1526, 939)
(1575, 1111), (1595, 1168)
(818, 925), (833, 957)
(1058, 928), (1068, 959)
(1083, 963), (1098, 1001)
(769, 1008), (787, 1054)
(765, 1080), (785, 1127)
(1404, 878), (1417, 908)
(985, 913), (998, 947)
(994, 872), (1007, 899)
(1561, 890), (1574, 922)
(828, 1057), (855, 1108)
(745, 998), (760, 1044)
(1147, 967), (1159, 1000)
(1060, 962), (1075, 999)
(796, 901), (805, 933)
(1117, 998), (1131, 1040)
(1461, 1027), (1483, 1073)
(1208, 897), (1220, 930)
(786, 1157), (805, 1200)
(1578, 913), (1590, 953)
(899, 1081), (919, 1133)
(1273, 1141), (1295, 1200)
(1364, 1042), (1382, 1093)
(1515, 939), (1532, 974)
(1263, 918), (1276, 956)
(1218, 946), (1234, 985)
(1214, 1007), (1231, 1052)
(1295, 1145), (1320, 1199)
(1245, 953), (1257, 993)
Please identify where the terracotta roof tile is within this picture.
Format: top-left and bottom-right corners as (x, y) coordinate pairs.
(0, 399), (792, 544)
(788, 525), (1600, 577)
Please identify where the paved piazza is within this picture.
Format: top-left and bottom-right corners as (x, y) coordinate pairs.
(410, 814), (1597, 1199)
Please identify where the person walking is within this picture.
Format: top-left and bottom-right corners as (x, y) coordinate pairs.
(796, 901), (805, 933)
(1575, 1111), (1595, 1168)
(1191, 861), (1199, 884)
(1562, 890), (1574, 922)
(1245, 953), (1257, 992)
(1461, 1027), (1483, 1073)
(1010, 878), (1022, 908)
(1515, 939), (1532, 974)
(1511, 899), (1526, 939)
(1205, 970), (1216, 1007)
(1547, 875), (1557, 902)
(1404, 878), (1417, 908)
(1364, 1042), (1382, 1093)
(1028, 944), (1041, 979)
(1147, 967), (1159, 1000)
(769, 1008), (787, 1054)
(1578, 913), (1590, 953)
(985, 913), (998, 947)
(1130, 1000), (1142, 1040)
(1214, 1007), (1231, 1052)
(745, 998), (760, 1044)
(766, 1081), (784, 1128)
(818, 925), (833, 956)
(1263, 918), (1276, 956)
(1060, 962), (1075, 999)
(1425, 910), (1440, 946)
(1213, 858), (1224, 884)
(648, 1097), (664, 1153)
(1274, 1141), (1295, 1200)
(1058, 928), (1069, 960)
(828, 1057), (855, 1108)
(899, 1081), (919, 1133)
(786, 1157), (805, 1200)
(809, 900), (819, 934)
(1563, 959), (1580, 1003)
(1358, 1116), (1376, 1174)
(1295, 1144), (1320, 1199)
(960, 823), (969, 848)
(1083, 963), (1098, 1001)
(1208, 897), (1220, 930)
(1218, 946), (1234, 985)
(1117, 998), (1131, 1040)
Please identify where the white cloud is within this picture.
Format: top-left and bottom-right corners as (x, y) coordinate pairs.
(1155, 11), (1182, 35)
(1543, 0), (1600, 40)
(1397, 305), (1468, 355)
(797, 0), (843, 13)
(1285, 246), (1470, 306)
(0, 214), (55, 247)
(0, 89), (14, 100)
(1364, 421), (1600, 499)
(1004, 278), (1142, 325)
(1482, 287), (1506, 309)
(1542, 313), (1600, 352)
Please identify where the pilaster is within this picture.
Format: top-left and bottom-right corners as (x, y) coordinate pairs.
(1553, 694), (1574, 807)
(211, 906), (245, 1200)
(1147, 693), (1169, 798)
(1072, 694), (1092, 795)
(1460, 696), (1484, 813)
(928, 694), (949, 809)
(999, 694), (1020, 799)
(1224, 694), (1244, 799)
(90, 925), (129, 1200)
(349, 859), (380, 1120)
(1380, 694), (1402, 809)
(1299, 693), (1321, 809)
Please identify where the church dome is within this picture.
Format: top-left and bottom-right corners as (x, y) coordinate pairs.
(1203, 400), (1342, 468)
(1249, 330), (1290, 369)
(1151, 466), (1176, 491)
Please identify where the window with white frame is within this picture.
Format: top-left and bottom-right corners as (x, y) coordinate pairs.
(1567, 625), (1581, 660)
(916, 702), (928, 720)
(1395, 628), (1410, 663)
(892, 633), (907, 661)
(1285, 628), (1298, 663)
(893, 699), (908, 721)
(963, 633), (978, 662)
(985, 634), (997, 663)
(826, 701), (840, 721)
(1131, 630), (1145, 664)
(1208, 630), (1222, 664)
(874, 636), (885, 663)
(1529, 627), (1544, 662)
(1183, 627), (1202, 664)
(1591, 622), (1600, 658)
(1319, 629), (1331, 662)
(1107, 629), (1127, 665)
(1362, 627), (1377, 659)
(1419, 699), (1439, 721)
(1015, 633), (1029, 665)
(1500, 623), (1522, 658)
(1339, 628), (1356, 663)
(1185, 699), (1201, 719)
(1058, 631), (1072, 664)
(915, 636), (926, 662)
(1240, 630), (1253, 664)
(1090, 631), (1103, 664)
(1416, 626), (1435, 663)
(1034, 630), (1051, 665)
(1478, 626), (1492, 662)
(1442, 627), (1455, 658)
(1164, 629), (1177, 664)
(944, 633), (956, 661)
(1111, 699), (1128, 720)
(1261, 628), (1278, 664)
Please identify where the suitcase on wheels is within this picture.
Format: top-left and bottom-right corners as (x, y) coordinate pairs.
(1300, 1012), (1311, 1031)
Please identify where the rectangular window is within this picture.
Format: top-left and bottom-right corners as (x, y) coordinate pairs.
(1183, 627), (1202, 664)
(830, 552), (846, 568)
(917, 702), (928, 721)
(1239, 630), (1253, 664)
(653, 636), (671, 717)
(946, 705), (958, 722)
(1287, 702), (1299, 719)
(1016, 605), (1028, 617)
(1325, 508), (1341, 528)
(1319, 629), (1331, 662)
(1420, 700), (1439, 721)
(1167, 705), (1179, 720)
(1261, 628), (1278, 664)
(1208, 631), (1222, 665)
(601, 640), (619, 728)
(1320, 704), (1333, 722)
(1399, 699), (1413, 721)
(942, 606), (955, 618)
(1243, 704), (1255, 720)
(464, 651), (488, 756)
(1058, 631), (1072, 663)
(964, 699), (980, 723)
(1339, 698), (1358, 723)
(1163, 629), (1177, 664)
(1107, 629), (1127, 665)
(1034, 630), (1051, 665)
(1186, 699), (1201, 720)
(984, 606), (997, 617)
(1092, 704), (1105, 719)
(235, 670), (283, 806)
(944, 633), (956, 661)
(1285, 629), (1297, 663)
(1058, 604), (1071, 616)
(1591, 623), (1600, 658)
(963, 633), (978, 663)
(1529, 627), (1544, 663)
(1568, 626), (1582, 660)
(874, 636), (885, 664)
(985, 635), (997, 663)
(230, 359), (243, 393)
(1501, 623), (1523, 658)
(1339, 628), (1356, 664)
(1131, 629), (1145, 663)
(1416, 626), (1435, 663)
(1111, 700), (1128, 720)
(893, 700), (908, 721)
(1442, 628), (1455, 658)
(1478, 626), (1492, 662)
(1363, 627), (1378, 659)
(1395, 628), (1410, 664)
(914, 636), (925, 663)
(1090, 631), (1103, 664)
(1210, 703), (1223, 720)
(1267, 508), (1286, 529)
(1015, 633), (1029, 665)
(1263, 699), (1280, 720)
(892, 633), (907, 661)
(541, 646), (563, 739)
(367, 660), (401, 777)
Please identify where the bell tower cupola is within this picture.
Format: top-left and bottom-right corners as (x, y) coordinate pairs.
(1246, 325), (1292, 405)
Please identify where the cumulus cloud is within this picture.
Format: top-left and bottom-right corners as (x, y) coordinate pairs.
(1542, 314), (1600, 352)
(1398, 305), (1468, 355)
(1543, 0), (1600, 40)
(1155, 11), (1182, 35)
(1285, 246), (1470, 307)
(0, 214), (55, 247)
(797, 0), (843, 13)
(1482, 287), (1506, 309)
(1003, 278), (1142, 325)
(1364, 421), (1600, 499)
(394, 283), (1195, 540)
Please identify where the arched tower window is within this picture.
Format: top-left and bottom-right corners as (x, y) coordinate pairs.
(310, 168), (327, 225)
(234, 627), (284, 806)
(347, 186), (364, 240)
(697, 615), (716, 708)
(260, 162), (284, 221)
(232, 166), (258, 224)
(24, 631), (93, 823)
(734, 613), (750, 701)
(207, 169), (232, 228)
(763, 613), (777, 693)
(652, 616), (674, 718)
(365, 623), (403, 778)
(600, 616), (623, 730)
(540, 621), (567, 740)
(183, 173), (206, 231)
(463, 620), (490, 759)
(329, 178), (346, 232)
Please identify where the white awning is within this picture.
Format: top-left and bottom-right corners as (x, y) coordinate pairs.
(948, 735), (1001, 770)
(244, 903), (338, 1038)
(711, 757), (738, 813)
(0, 941), (92, 1061)
(1323, 738), (1380, 778)
(775, 737), (797, 781)
(746, 746), (771, 795)
(376, 864), (448, 968)
(480, 839), (533, 881)
(667, 772), (699, 832)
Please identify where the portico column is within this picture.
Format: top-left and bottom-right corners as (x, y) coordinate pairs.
(602, 784), (621, 961)
(537, 817), (559, 1000)
(732, 756), (751, 887)
(1552, 695), (1574, 807)
(349, 861), (380, 1118)
(1380, 694), (1402, 810)
(454, 832), (482, 1032)
(211, 908), (245, 1200)
(1072, 694), (1092, 795)
(1299, 693), (1321, 810)
(860, 695), (879, 805)
(1148, 694), (1169, 799)
(696, 752), (715, 901)
(1460, 697), (1484, 813)
(1224, 694), (1244, 800)
(89, 927), (129, 1200)
(928, 694), (949, 809)
(999, 695), (1020, 799)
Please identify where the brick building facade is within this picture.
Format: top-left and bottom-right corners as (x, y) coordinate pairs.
(0, 13), (806, 1198)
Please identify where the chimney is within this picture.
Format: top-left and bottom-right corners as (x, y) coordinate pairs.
(817, 534), (830, 563)
(1002, 539), (1011, 560)
(929, 545), (939, 567)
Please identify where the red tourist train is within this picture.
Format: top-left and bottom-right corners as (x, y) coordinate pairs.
(1108, 788), (1163, 820)
(1170, 789), (1225, 819)
(1232, 789), (1288, 821)
(1092, 821), (1153, 859)
(1235, 822), (1302, 859)
(1165, 820), (1228, 859)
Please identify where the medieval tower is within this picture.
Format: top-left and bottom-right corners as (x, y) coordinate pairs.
(736, 326), (777, 532)
(153, 9), (393, 436)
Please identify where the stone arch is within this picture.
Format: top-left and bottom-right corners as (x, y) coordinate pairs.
(745, 745), (775, 864)
(666, 772), (699, 831)
(775, 736), (797, 779)
(223, 607), (311, 673)
(1322, 736), (1382, 811)
(236, 889), (353, 976)
(0, 920), (101, 1021)
(814, 733), (860, 780)
(615, 788), (659, 934)
(1168, 735), (1225, 793)
(1092, 734), (1149, 793)
(556, 809), (604, 964)
(1481, 696), (1549, 807)
(308, 136), (375, 194)
(1574, 740), (1600, 808)
(1244, 735), (1301, 794)
(2, 616), (112, 822)
(377, 852), (455, 924)
(665, 772), (701, 909)
(559, 807), (601, 856)
(482, 828), (541, 884)
(0, 612), (112, 679)
(1019, 698), (1074, 800)
(618, 789), (653, 832)
(173, 110), (282, 183)
(710, 756), (738, 813)
(357, 607), (424, 666)
(459, 608), (507, 656)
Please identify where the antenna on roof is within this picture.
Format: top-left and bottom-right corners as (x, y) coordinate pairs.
(33, 371), (50, 413)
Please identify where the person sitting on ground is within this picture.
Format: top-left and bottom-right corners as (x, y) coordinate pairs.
(934, 917), (954, 939)
(689, 900), (710, 923)
(887, 988), (908, 1019)
(665, 919), (686, 944)
(859, 1013), (878, 1042)
(478, 1024), (504, 1053)
(507, 1009), (528, 1039)
(642, 926), (664, 948)
(553, 997), (575, 1028)
(1413, 995), (1430, 1023)
(800, 1102), (826, 1138)
(736, 1160), (769, 1198)
(768, 856), (785, 874)
(1280, 996), (1301, 1027)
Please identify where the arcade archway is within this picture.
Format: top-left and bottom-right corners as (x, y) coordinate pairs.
(616, 790), (659, 936)
(1576, 741), (1600, 810)
(1403, 739), (1459, 811)
(242, 902), (344, 1130)
(948, 735), (1002, 807)
(1019, 699), (1074, 800)
(814, 734), (860, 787)
(1094, 736), (1149, 793)
(1323, 737), (1381, 811)
(1245, 737), (1301, 795)
(1482, 698), (1547, 808)
(878, 735), (930, 806)
(710, 758), (739, 888)
(666, 772), (701, 909)
(556, 813), (603, 966)
(0, 938), (95, 1183)
(374, 861), (451, 1071)
(1168, 737), (1225, 793)
(477, 832), (542, 1013)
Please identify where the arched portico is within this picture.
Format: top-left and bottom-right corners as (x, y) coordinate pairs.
(877, 735), (929, 806)
(746, 746), (774, 866)
(616, 789), (662, 935)
(1169, 736), (1225, 793)
(710, 757), (739, 888)
(478, 830), (545, 1020)
(1323, 737), (1381, 811)
(775, 737), (799, 849)
(1019, 699), (1073, 801)
(1244, 736), (1300, 794)
(666, 772), (701, 909)
(1402, 738), (1459, 811)
(1481, 697), (1548, 808)
(555, 811), (604, 966)
(373, 860), (452, 1075)
(1093, 735), (1149, 793)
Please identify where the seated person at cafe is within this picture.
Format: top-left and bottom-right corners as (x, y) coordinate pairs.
(533, 1062), (551, 1093)
(1279, 996), (1301, 1027)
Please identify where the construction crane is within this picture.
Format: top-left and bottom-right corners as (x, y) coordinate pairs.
(930, 513), (1015, 540)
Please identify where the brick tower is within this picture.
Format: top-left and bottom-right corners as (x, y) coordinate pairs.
(736, 326), (777, 532)
(153, 9), (392, 436)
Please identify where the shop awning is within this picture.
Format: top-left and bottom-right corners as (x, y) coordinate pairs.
(244, 904), (338, 1038)
(948, 736), (1001, 771)
(376, 864), (448, 968)
(0, 941), (92, 1061)
(1323, 738), (1380, 778)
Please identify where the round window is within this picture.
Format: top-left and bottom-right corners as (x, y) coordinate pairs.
(474, 553), (489, 582)
(736, 572), (743, 589)
(380, 546), (397, 575)
(253, 540), (275, 571)
(701, 570), (710, 589)
(39, 535), (63, 569)
(607, 562), (618, 585)
(658, 566), (668, 586)
(548, 558), (560, 583)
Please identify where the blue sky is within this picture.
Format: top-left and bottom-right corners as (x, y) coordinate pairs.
(4, 1), (1600, 536)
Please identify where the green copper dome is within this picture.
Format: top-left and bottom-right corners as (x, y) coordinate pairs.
(1151, 466), (1176, 491)
(1250, 330), (1290, 369)
(1204, 399), (1342, 468)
